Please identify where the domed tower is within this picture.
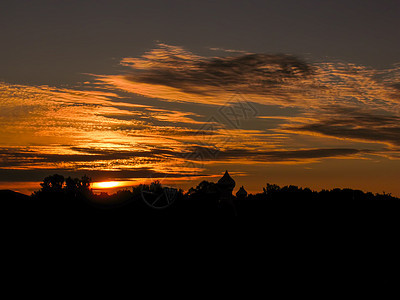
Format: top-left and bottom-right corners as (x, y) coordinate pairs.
(217, 170), (236, 202)
(236, 186), (248, 200)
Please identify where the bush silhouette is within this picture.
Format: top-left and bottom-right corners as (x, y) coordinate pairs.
(32, 174), (93, 202)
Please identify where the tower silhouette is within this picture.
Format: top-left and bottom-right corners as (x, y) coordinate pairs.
(217, 170), (237, 215)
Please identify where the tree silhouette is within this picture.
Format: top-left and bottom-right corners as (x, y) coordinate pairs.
(32, 174), (93, 201)
(187, 180), (217, 196)
(40, 174), (64, 193)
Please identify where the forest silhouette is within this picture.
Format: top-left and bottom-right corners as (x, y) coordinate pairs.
(1, 172), (399, 225)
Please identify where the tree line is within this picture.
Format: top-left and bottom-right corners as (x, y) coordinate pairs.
(31, 174), (399, 204)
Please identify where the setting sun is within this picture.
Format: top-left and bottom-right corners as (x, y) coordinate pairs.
(93, 181), (122, 189)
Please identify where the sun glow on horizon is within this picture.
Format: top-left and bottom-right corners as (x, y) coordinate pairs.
(93, 181), (123, 189)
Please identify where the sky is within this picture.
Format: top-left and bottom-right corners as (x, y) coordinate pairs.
(1, 0), (400, 195)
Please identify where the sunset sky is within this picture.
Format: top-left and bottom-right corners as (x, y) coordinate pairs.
(1, 0), (400, 196)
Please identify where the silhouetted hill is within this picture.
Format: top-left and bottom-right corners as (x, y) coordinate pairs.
(0, 190), (35, 220)
(0, 190), (32, 210)
(0, 190), (30, 201)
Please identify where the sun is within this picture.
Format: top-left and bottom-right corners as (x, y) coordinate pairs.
(92, 181), (122, 189)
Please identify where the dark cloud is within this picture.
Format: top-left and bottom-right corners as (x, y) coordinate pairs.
(0, 167), (200, 183)
(222, 148), (366, 161)
(390, 83), (400, 91)
(296, 123), (400, 146)
(0, 147), (180, 168)
(114, 125), (216, 137)
(290, 109), (400, 146)
(123, 45), (313, 96)
(181, 146), (367, 162)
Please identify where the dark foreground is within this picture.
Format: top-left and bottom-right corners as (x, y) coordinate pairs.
(2, 188), (400, 265)
(2, 189), (398, 292)
(1, 189), (399, 227)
